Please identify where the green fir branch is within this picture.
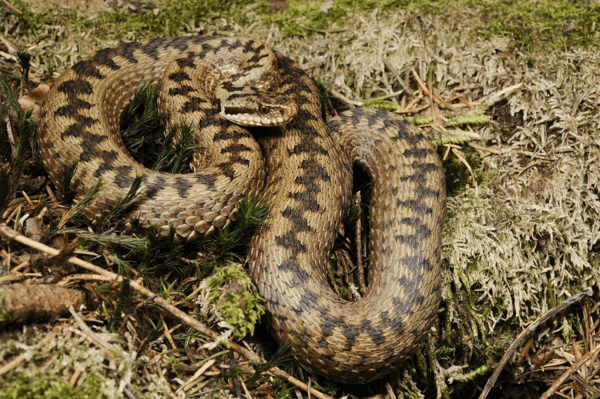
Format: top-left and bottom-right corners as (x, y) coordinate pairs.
(58, 178), (103, 228)
(103, 174), (145, 224)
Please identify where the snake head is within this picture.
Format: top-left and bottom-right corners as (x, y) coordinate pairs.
(218, 91), (298, 127)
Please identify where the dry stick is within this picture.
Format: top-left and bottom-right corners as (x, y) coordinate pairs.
(478, 287), (593, 399)
(450, 147), (477, 190)
(516, 159), (552, 178)
(0, 225), (333, 399)
(175, 359), (216, 394)
(382, 57), (412, 96)
(571, 76), (600, 116)
(539, 345), (600, 399)
(0, 282), (86, 323)
(410, 68), (456, 112)
(69, 306), (115, 352)
(328, 89), (363, 107)
(354, 191), (366, 294)
(0, 0), (21, 14)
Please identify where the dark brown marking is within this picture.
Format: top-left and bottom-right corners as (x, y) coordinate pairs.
(275, 229), (307, 252)
(57, 80), (93, 95)
(175, 176), (192, 198)
(168, 71), (191, 82)
(90, 150), (118, 175)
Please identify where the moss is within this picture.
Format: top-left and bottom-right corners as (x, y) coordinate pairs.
(0, 373), (105, 399)
(205, 264), (265, 337)
(477, 0), (600, 49)
(446, 114), (490, 127)
(7, 0), (597, 57)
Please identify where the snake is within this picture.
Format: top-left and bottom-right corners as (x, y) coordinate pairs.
(37, 36), (446, 384)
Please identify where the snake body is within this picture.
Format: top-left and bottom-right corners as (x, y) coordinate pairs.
(38, 36), (446, 383)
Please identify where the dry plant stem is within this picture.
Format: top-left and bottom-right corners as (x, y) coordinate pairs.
(478, 286), (594, 399)
(328, 88), (363, 106)
(0, 325), (61, 376)
(468, 142), (503, 156)
(382, 57), (412, 95)
(327, 251), (340, 295)
(0, 0), (21, 14)
(540, 345), (600, 399)
(69, 306), (115, 351)
(175, 358), (216, 394)
(354, 191), (366, 294)
(385, 381), (397, 399)
(572, 76), (600, 116)
(0, 225), (333, 399)
(450, 147), (477, 189)
(517, 159), (552, 177)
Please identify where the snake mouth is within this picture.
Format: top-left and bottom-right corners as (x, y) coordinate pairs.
(218, 90), (298, 127)
(221, 106), (286, 126)
(221, 103), (297, 127)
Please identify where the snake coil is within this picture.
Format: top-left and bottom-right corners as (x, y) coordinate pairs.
(38, 36), (446, 383)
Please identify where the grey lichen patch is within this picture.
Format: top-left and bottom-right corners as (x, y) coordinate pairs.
(0, 324), (174, 398)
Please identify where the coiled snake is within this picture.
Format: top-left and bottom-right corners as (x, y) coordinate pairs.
(37, 36), (446, 383)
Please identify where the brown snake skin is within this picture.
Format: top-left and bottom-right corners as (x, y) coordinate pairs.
(37, 36), (446, 383)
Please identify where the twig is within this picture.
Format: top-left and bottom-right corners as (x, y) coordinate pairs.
(467, 142), (503, 155)
(410, 68), (455, 112)
(68, 327), (115, 358)
(0, 225), (334, 399)
(385, 381), (397, 399)
(477, 83), (523, 107)
(0, 0), (22, 14)
(382, 57), (412, 95)
(572, 76), (600, 116)
(540, 345), (600, 399)
(175, 359), (216, 394)
(329, 89), (363, 107)
(354, 191), (366, 294)
(0, 283), (87, 323)
(478, 287), (593, 399)
(449, 146), (477, 189)
(516, 159), (552, 177)
(69, 306), (115, 352)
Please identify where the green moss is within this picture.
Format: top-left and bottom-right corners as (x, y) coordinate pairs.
(262, 0), (455, 37)
(86, 0), (254, 40)
(361, 98), (402, 111)
(205, 264), (265, 337)
(7, 0), (597, 53)
(0, 373), (105, 399)
(477, 0), (600, 50)
(6, 0), (57, 35)
(405, 116), (434, 125)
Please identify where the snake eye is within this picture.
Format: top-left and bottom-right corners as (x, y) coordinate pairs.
(260, 105), (270, 115)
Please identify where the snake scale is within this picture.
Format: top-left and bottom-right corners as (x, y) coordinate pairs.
(37, 36), (446, 384)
